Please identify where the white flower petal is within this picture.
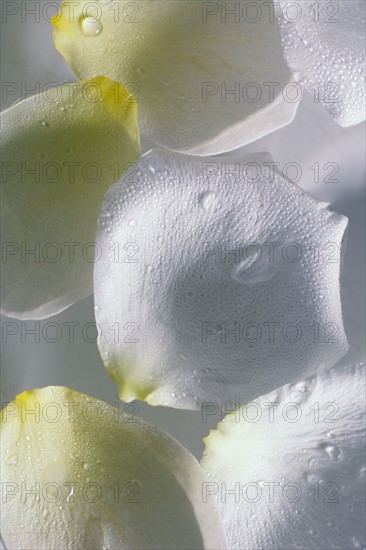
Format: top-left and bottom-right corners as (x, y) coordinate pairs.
(52, 0), (298, 155)
(201, 363), (366, 550)
(94, 148), (348, 410)
(1, 76), (140, 320)
(0, 386), (227, 550)
(277, 0), (366, 126)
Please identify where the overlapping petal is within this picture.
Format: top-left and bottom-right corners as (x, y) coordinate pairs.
(94, 148), (348, 409)
(277, 0), (366, 126)
(1, 76), (140, 320)
(0, 386), (227, 549)
(201, 363), (366, 550)
(52, 0), (298, 155)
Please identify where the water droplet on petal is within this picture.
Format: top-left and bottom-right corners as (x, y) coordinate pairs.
(305, 471), (322, 484)
(6, 455), (18, 466)
(320, 443), (342, 462)
(231, 251), (277, 285)
(199, 191), (218, 212)
(81, 17), (103, 36)
(296, 381), (309, 393)
(308, 457), (318, 468)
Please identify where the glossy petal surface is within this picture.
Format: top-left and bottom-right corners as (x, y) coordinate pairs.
(52, 0), (297, 154)
(0, 386), (226, 549)
(1, 76), (140, 319)
(201, 363), (366, 550)
(94, 148), (348, 409)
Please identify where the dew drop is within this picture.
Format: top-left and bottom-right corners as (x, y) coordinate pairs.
(6, 455), (18, 466)
(305, 471), (321, 484)
(199, 191), (218, 212)
(81, 17), (103, 36)
(308, 457), (318, 468)
(39, 121), (50, 128)
(83, 463), (91, 471)
(128, 219), (137, 228)
(295, 381), (309, 393)
(321, 443), (341, 462)
(231, 251), (277, 285)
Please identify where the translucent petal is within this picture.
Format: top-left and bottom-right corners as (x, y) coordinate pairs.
(0, 386), (226, 549)
(277, 0), (366, 126)
(1, 76), (140, 319)
(201, 363), (366, 550)
(94, 148), (348, 410)
(52, 0), (298, 155)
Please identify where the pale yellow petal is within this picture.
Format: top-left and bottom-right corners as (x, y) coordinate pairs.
(1, 76), (140, 319)
(1, 386), (227, 549)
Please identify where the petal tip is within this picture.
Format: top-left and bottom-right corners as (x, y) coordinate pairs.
(109, 368), (156, 404)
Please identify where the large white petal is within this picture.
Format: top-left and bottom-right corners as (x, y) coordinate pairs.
(277, 0), (365, 126)
(94, 148), (348, 410)
(0, 386), (227, 549)
(232, 93), (366, 364)
(52, 0), (298, 155)
(1, 76), (140, 320)
(201, 363), (366, 550)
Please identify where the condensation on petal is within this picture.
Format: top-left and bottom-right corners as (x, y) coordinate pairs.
(201, 363), (366, 550)
(277, 0), (366, 126)
(0, 386), (226, 550)
(52, 0), (298, 155)
(94, 148), (348, 410)
(1, 76), (140, 319)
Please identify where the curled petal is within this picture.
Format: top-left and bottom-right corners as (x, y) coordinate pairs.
(1, 76), (140, 319)
(52, 0), (298, 155)
(201, 363), (366, 550)
(0, 386), (226, 549)
(94, 148), (348, 409)
(277, 0), (366, 126)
